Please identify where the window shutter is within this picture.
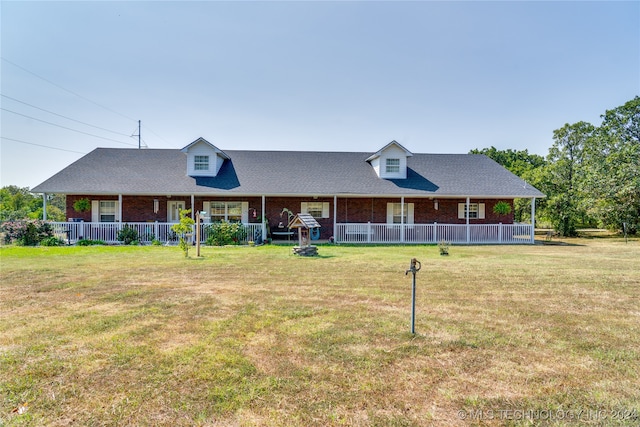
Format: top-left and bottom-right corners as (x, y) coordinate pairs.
(115, 201), (120, 222)
(92, 200), (99, 222)
(241, 202), (249, 223)
(301, 202), (308, 214)
(322, 202), (330, 218)
(407, 203), (414, 224)
(203, 202), (210, 222)
(478, 203), (485, 219)
(458, 203), (466, 219)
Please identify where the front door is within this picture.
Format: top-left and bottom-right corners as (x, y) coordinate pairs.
(167, 201), (185, 222)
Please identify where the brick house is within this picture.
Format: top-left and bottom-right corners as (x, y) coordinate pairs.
(32, 138), (545, 244)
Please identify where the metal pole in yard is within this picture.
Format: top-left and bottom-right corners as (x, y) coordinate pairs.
(405, 258), (421, 335)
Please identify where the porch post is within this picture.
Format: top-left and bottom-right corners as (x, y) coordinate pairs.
(191, 195), (195, 220)
(530, 197), (536, 243)
(466, 197), (470, 243)
(333, 195), (337, 240)
(400, 196), (405, 243)
(42, 193), (47, 221)
(262, 195), (266, 241)
(118, 194), (123, 222)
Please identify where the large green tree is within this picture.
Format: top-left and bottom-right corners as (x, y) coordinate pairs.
(542, 121), (595, 236)
(0, 186), (66, 222)
(469, 147), (546, 222)
(583, 96), (640, 234)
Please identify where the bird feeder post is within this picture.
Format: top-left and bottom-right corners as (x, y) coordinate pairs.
(405, 258), (421, 335)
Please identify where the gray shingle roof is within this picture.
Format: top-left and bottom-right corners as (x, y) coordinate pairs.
(32, 148), (545, 198)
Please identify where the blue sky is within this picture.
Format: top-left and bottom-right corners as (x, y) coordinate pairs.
(1, 1), (638, 189)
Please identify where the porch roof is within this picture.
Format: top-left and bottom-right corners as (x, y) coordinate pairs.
(32, 147), (545, 198)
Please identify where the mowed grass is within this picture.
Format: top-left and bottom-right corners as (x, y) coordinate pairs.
(1, 238), (639, 426)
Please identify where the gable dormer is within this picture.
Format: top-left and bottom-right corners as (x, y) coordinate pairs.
(181, 137), (230, 177)
(366, 140), (413, 179)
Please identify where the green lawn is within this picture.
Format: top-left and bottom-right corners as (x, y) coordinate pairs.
(1, 239), (639, 426)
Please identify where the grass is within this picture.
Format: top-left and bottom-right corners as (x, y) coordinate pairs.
(1, 237), (639, 426)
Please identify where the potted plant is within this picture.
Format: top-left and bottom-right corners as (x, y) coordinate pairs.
(493, 201), (512, 216)
(438, 240), (450, 256)
(73, 198), (91, 213)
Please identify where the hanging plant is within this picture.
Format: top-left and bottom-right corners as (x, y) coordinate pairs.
(73, 198), (91, 212)
(493, 201), (512, 216)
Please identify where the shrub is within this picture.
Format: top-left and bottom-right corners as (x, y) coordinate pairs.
(40, 236), (66, 246)
(117, 224), (139, 245)
(205, 221), (247, 246)
(77, 239), (106, 246)
(0, 220), (54, 246)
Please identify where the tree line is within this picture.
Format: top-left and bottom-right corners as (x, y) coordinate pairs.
(472, 96), (639, 236)
(2, 97), (638, 236)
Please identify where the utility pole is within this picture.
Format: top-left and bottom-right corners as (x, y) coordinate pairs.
(138, 120), (141, 149)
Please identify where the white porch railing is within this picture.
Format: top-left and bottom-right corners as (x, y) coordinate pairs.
(50, 222), (263, 245)
(49, 221), (533, 245)
(334, 222), (534, 244)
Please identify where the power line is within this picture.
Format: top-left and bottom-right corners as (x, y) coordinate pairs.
(1, 108), (138, 146)
(1, 57), (137, 123)
(1, 94), (131, 137)
(1, 137), (87, 154)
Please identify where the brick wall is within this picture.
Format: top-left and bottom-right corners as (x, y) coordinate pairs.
(65, 195), (514, 234)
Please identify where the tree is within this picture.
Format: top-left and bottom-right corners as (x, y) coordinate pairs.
(469, 147), (546, 222)
(542, 121), (595, 236)
(0, 186), (66, 221)
(171, 209), (195, 257)
(583, 96), (640, 234)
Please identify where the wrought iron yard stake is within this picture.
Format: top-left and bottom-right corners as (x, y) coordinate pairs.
(405, 258), (421, 335)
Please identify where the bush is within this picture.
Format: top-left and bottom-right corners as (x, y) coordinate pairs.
(77, 239), (106, 246)
(0, 220), (54, 245)
(117, 224), (139, 245)
(41, 236), (66, 246)
(205, 221), (247, 246)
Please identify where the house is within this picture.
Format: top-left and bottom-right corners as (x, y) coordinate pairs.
(32, 138), (545, 244)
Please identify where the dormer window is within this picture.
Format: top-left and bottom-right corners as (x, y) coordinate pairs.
(386, 158), (400, 173)
(366, 141), (413, 179)
(194, 155), (209, 171)
(181, 137), (230, 177)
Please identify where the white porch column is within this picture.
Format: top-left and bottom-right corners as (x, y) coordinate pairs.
(42, 193), (47, 221)
(262, 195), (266, 241)
(191, 195), (195, 220)
(400, 196), (405, 243)
(118, 194), (123, 222)
(466, 197), (470, 243)
(333, 195), (337, 239)
(530, 197), (536, 243)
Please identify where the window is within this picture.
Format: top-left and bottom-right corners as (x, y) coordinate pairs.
(100, 201), (116, 222)
(386, 158), (400, 173)
(194, 155), (209, 171)
(458, 203), (485, 219)
(387, 203), (414, 224)
(91, 200), (119, 223)
(209, 201), (243, 222)
(301, 202), (329, 218)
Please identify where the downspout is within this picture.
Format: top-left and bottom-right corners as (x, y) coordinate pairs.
(466, 196), (470, 243)
(42, 193), (47, 221)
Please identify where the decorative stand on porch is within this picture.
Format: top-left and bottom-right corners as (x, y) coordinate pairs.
(288, 213), (321, 256)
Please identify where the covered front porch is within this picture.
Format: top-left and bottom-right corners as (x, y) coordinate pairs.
(49, 221), (535, 245)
